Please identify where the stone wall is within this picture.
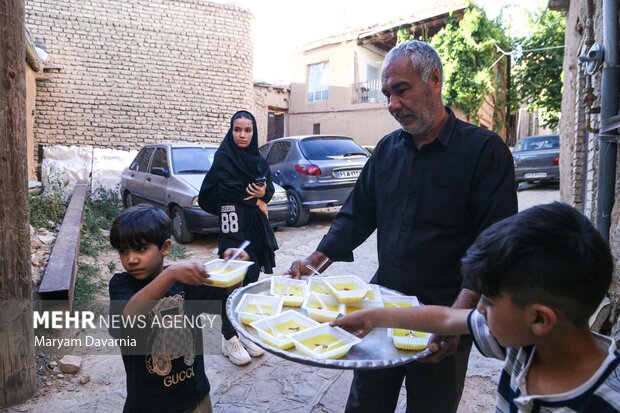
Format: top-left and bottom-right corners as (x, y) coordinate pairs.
(25, 0), (255, 163)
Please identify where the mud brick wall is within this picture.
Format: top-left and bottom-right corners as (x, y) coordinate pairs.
(26, 0), (255, 157)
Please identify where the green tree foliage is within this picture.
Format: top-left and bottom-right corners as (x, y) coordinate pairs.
(511, 9), (565, 129)
(398, 6), (509, 124)
(430, 6), (509, 123)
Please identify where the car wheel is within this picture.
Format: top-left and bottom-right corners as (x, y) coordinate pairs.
(124, 191), (134, 208)
(286, 189), (310, 227)
(171, 206), (194, 244)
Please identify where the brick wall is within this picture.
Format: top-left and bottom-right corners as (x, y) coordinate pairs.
(26, 0), (255, 160)
(560, 0), (620, 339)
(253, 84), (270, 147)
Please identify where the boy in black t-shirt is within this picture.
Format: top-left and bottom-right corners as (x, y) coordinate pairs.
(108, 204), (248, 413)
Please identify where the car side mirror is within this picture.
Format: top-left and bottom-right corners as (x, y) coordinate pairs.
(151, 166), (169, 178)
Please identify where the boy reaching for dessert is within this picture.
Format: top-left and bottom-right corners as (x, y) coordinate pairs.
(332, 202), (620, 412)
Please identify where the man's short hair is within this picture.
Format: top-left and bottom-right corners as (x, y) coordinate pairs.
(462, 202), (613, 326)
(110, 204), (171, 251)
(382, 40), (444, 84)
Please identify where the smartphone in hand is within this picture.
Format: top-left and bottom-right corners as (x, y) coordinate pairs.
(255, 177), (266, 187)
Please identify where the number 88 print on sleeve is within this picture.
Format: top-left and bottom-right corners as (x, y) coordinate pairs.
(220, 204), (240, 234)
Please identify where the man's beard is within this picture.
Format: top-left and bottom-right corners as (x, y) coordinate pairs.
(396, 111), (433, 136)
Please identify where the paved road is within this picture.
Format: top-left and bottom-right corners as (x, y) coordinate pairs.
(517, 182), (561, 211)
(8, 184), (559, 413)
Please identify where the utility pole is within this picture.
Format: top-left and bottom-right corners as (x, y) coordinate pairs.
(0, 0), (36, 407)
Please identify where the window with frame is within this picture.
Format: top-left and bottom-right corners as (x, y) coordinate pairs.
(307, 62), (329, 102)
(171, 147), (216, 174)
(130, 147), (155, 172)
(150, 148), (168, 171)
(129, 149), (145, 171)
(266, 141), (292, 165)
(138, 148), (154, 172)
(515, 135), (560, 152)
(367, 64), (379, 82)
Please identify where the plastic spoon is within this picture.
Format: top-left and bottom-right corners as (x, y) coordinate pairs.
(312, 339), (345, 354)
(309, 292), (330, 312)
(306, 262), (331, 310)
(306, 263), (330, 290)
(219, 240), (251, 272)
(252, 299), (284, 339)
(306, 256), (329, 276)
(279, 277), (293, 297)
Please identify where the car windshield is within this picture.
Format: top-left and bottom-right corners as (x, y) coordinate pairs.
(171, 147), (216, 174)
(299, 137), (368, 160)
(514, 136), (559, 152)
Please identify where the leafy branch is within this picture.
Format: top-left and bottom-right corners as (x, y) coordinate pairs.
(397, 5), (564, 131)
(511, 8), (565, 129)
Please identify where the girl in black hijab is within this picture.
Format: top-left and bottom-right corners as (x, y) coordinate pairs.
(199, 110), (278, 365)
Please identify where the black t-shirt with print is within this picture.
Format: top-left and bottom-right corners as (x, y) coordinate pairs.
(109, 272), (225, 413)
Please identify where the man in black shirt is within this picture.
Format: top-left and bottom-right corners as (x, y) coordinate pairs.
(287, 40), (517, 412)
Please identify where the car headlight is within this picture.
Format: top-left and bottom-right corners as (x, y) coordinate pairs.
(271, 191), (288, 203)
(192, 196), (200, 207)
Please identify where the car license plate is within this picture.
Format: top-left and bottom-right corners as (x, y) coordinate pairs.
(334, 169), (361, 179)
(523, 172), (547, 178)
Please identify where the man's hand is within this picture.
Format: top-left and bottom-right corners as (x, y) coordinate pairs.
(285, 251), (332, 279)
(286, 259), (310, 279)
(330, 310), (374, 338)
(223, 248), (250, 262)
(417, 334), (460, 363)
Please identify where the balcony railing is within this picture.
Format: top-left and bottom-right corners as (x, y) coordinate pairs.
(351, 79), (385, 104)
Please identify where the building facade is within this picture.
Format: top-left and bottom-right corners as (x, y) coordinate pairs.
(287, 0), (510, 147)
(253, 81), (290, 146)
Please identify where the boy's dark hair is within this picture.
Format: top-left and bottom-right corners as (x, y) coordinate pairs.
(462, 202), (613, 326)
(110, 204), (171, 251)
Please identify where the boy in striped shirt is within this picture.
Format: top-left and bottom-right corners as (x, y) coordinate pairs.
(333, 202), (620, 412)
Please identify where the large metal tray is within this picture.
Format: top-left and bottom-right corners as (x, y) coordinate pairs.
(226, 277), (432, 370)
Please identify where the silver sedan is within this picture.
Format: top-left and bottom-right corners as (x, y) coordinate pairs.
(513, 134), (560, 189)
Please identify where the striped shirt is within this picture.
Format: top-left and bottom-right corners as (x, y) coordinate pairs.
(467, 309), (620, 412)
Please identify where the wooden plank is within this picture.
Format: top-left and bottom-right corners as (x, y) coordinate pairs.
(38, 183), (88, 303)
(0, 0), (36, 407)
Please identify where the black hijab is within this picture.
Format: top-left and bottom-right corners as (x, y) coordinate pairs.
(198, 111), (271, 214)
